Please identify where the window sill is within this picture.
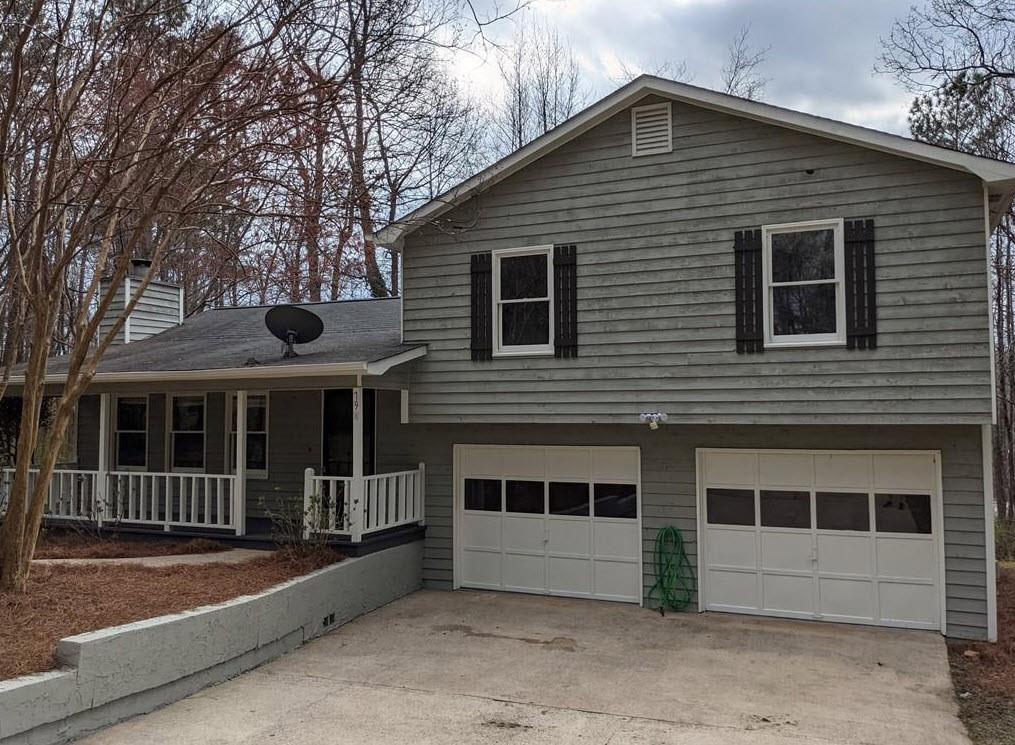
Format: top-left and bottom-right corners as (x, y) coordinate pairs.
(491, 349), (555, 359)
(765, 339), (846, 349)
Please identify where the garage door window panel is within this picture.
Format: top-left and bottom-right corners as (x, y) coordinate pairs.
(707, 488), (755, 526)
(549, 482), (590, 516)
(760, 490), (811, 529)
(506, 480), (545, 514)
(593, 483), (638, 519)
(817, 492), (871, 531)
(875, 493), (932, 534)
(465, 479), (502, 511)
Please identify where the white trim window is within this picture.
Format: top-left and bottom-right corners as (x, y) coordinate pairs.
(227, 393), (268, 478)
(492, 245), (554, 357)
(114, 396), (147, 470)
(762, 218), (846, 348)
(169, 394), (205, 472)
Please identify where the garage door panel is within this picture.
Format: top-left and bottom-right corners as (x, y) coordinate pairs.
(460, 549), (501, 587)
(548, 556), (591, 595)
(548, 519), (590, 555)
(878, 582), (938, 626)
(819, 577), (875, 621)
(876, 537), (936, 580)
(762, 573), (814, 615)
(761, 531), (813, 572)
(817, 534), (872, 576)
(707, 569), (759, 610)
(814, 454), (870, 489)
(759, 453), (813, 488)
(502, 516), (545, 552)
(502, 553), (546, 592)
(873, 454), (935, 491)
(593, 559), (641, 602)
(457, 445), (641, 604)
(707, 527), (755, 568)
(460, 513), (502, 550)
(594, 520), (640, 560)
(703, 451), (755, 486)
(701, 449), (942, 632)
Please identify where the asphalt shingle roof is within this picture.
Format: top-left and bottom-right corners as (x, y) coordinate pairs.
(41, 298), (420, 375)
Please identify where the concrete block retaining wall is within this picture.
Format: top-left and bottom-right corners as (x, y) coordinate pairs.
(0, 540), (423, 745)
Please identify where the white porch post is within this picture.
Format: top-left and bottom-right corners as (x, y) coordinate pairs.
(97, 393), (110, 526)
(350, 387), (364, 542)
(234, 390), (247, 535)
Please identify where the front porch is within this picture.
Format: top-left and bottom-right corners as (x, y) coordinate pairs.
(1, 386), (424, 542)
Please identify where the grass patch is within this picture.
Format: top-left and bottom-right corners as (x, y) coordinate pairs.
(950, 566), (1015, 744)
(0, 549), (342, 680)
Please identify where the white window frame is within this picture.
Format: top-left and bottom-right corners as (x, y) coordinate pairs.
(762, 218), (846, 348)
(113, 395), (148, 471)
(492, 244), (555, 357)
(168, 393), (206, 473)
(226, 392), (269, 479)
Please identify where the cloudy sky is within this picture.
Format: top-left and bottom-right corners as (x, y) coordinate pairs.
(454, 0), (922, 134)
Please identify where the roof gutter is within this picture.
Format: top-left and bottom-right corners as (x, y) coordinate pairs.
(9, 347), (427, 386)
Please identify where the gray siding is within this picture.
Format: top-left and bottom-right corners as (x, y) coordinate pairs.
(380, 423), (989, 640)
(97, 278), (181, 345)
(401, 95), (992, 424)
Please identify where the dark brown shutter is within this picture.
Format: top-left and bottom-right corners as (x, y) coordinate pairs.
(845, 218), (877, 350)
(554, 244), (578, 358)
(470, 252), (492, 361)
(734, 229), (764, 353)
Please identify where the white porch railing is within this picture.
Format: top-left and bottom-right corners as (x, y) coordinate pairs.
(1, 468), (101, 520)
(0, 468), (241, 533)
(106, 471), (240, 532)
(304, 464), (425, 542)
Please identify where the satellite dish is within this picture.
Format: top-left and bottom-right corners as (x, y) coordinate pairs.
(265, 305), (324, 359)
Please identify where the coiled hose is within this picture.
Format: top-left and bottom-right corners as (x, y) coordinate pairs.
(648, 525), (696, 614)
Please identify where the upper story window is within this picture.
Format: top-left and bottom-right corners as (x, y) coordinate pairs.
(762, 219), (846, 348)
(115, 396), (147, 470)
(492, 245), (554, 356)
(170, 394), (205, 472)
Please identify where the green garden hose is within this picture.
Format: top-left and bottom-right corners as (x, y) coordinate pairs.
(648, 525), (696, 614)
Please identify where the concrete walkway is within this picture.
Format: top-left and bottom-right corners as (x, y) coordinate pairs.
(77, 589), (969, 745)
(32, 548), (270, 567)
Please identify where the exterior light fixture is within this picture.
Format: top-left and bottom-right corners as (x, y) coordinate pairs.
(639, 412), (668, 430)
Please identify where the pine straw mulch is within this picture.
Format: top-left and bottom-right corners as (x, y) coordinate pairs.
(0, 548), (343, 680)
(33, 533), (229, 560)
(949, 565), (1015, 745)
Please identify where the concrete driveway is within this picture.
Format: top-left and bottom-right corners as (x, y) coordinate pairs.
(79, 589), (969, 745)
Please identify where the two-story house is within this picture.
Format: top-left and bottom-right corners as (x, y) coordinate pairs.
(8, 76), (1015, 642)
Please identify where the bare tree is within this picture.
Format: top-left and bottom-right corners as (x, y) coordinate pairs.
(489, 18), (589, 155)
(721, 25), (770, 100)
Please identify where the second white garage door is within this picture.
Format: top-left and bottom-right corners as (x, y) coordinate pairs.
(698, 449), (944, 630)
(454, 445), (642, 603)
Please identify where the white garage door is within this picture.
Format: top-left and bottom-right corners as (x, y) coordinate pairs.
(698, 449), (943, 630)
(455, 445), (642, 603)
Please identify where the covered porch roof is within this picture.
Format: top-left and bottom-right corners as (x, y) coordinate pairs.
(12, 297), (425, 386)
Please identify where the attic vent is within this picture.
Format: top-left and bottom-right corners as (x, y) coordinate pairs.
(631, 102), (672, 157)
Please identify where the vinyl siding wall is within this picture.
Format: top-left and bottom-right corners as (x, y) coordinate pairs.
(377, 422), (990, 640)
(97, 279), (181, 345)
(401, 95), (993, 424)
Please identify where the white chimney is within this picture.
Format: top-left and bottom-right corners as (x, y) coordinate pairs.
(98, 258), (184, 345)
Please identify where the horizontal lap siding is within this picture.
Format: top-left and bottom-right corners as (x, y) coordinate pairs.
(384, 423), (988, 640)
(401, 97), (991, 425)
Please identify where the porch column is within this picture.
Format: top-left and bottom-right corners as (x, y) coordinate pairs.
(234, 390), (247, 535)
(97, 393), (110, 525)
(350, 387), (364, 541)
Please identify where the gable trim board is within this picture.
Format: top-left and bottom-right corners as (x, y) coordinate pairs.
(377, 75), (1015, 246)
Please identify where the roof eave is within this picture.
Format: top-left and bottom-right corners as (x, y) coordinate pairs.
(9, 346), (427, 386)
